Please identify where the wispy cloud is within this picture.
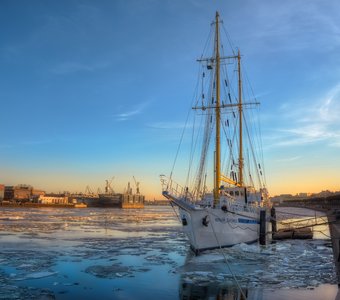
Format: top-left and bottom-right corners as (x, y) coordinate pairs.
(270, 83), (340, 148)
(114, 101), (151, 121)
(276, 156), (301, 163)
(239, 1), (340, 54)
(115, 109), (142, 122)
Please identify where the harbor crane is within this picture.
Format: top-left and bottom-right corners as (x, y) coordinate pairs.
(85, 185), (94, 195)
(105, 176), (115, 194)
(133, 176), (140, 194)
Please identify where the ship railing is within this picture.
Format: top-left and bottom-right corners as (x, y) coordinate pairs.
(160, 175), (194, 202)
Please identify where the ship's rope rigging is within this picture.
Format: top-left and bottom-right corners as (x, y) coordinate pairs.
(170, 18), (267, 198)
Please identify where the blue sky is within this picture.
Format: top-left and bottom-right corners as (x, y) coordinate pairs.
(1, 0), (340, 198)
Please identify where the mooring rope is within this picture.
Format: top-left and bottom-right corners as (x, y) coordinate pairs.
(205, 208), (248, 300)
(169, 201), (181, 223)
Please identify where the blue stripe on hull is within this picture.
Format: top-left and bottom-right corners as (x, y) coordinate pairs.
(238, 218), (259, 224)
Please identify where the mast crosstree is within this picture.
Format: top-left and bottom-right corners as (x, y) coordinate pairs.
(192, 12), (259, 204)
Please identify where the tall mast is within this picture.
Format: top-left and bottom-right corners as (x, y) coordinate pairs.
(214, 11), (221, 204)
(237, 49), (244, 186)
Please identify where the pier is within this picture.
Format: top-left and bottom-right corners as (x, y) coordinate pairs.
(276, 194), (340, 287)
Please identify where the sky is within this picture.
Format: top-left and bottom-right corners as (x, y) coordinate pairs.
(1, 0), (340, 199)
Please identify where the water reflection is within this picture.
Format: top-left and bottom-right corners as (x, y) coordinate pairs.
(180, 281), (249, 300)
(0, 206), (337, 300)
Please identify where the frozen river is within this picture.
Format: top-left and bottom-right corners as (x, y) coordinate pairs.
(0, 205), (337, 299)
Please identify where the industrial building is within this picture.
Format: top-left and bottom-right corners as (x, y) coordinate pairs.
(0, 184), (4, 201)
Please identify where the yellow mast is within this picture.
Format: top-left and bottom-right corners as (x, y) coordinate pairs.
(214, 11), (221, 205)
(237, 49), (244, 186)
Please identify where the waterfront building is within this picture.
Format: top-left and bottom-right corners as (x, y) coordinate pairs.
(0, 184), (4, 201)
(32, 189), (46, 202)
(14, 184), (33, 200)
(39, 194), (69, 204)
(4, 186), (14, 200)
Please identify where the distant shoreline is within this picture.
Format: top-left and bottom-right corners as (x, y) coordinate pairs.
(0, 202), (78, 208)
(0, 201), (170, 208)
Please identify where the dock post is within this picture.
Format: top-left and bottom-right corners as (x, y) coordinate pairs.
(260, 209), (266, 245)
(271, 207), (277, 235)
(328, 209), (340, 286)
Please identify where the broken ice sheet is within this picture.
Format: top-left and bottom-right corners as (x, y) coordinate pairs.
(12, 271), (58, 281)
(179, 240), (336, 289)
(0, 206), (336, 299)
(85, 264), (135, 279)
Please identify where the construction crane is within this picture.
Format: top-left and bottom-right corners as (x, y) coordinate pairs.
(104, 176), (115, 194)
(85, 185), (94, 195)
(133, 176), (140, 194)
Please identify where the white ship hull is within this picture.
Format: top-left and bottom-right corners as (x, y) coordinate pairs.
(162, 188), (270, 253)
(179, 207), (260, 252)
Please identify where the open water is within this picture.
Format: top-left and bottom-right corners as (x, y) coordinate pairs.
(0, 205), (337, 299)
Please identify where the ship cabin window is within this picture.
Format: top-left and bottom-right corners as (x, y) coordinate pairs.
(235, 191), (239, 196)
(240, 191), (244, 196)
(229, 191), (234, 196)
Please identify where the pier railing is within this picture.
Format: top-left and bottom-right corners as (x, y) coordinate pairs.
(278, 215), (328, 231)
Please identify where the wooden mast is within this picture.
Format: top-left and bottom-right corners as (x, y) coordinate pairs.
(214, 11), (221, 205)
(237, 49), (244, 186)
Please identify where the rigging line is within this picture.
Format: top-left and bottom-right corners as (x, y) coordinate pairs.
(246, 149), (255, 187)
(221, 23), (236, 56)
(221, 60), (238, 105)
(221, 119), (237, 176)
(242, 62), (267, 187)
(186, 112), (197, 188)
(191, 65), (215, 195)
(169, 201), (181, 222)
(200, 26), (214, 60)
(248, 100), (266, 188)
(234, 56), (262, 185)
(220, 122), (229, 173)
(191, 108), (213, 197)
(224, 113), (239, 178)
(194, 68), (215, 192)
(243, 113), (262, 188)
(170, 63), (201, 179)
(258, 105), (267, 186)
(204, 208), (248, 300)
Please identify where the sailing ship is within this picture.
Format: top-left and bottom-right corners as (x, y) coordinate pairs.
(161, 12), (270, 254)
